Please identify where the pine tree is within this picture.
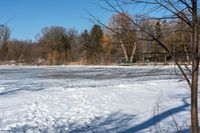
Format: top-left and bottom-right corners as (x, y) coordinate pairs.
(90, 24), (103, 53)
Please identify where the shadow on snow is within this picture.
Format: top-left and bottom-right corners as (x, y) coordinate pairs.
(122, 97), (190, 133)
(1, 97), (191, 133)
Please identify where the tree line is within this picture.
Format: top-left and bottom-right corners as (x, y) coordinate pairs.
(0, 13), (194, 65)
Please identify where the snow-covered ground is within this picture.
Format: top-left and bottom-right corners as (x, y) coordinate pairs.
(0, 65), (196, 132)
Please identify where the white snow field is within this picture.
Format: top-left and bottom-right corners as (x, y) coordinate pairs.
(0, 65), (197, 133)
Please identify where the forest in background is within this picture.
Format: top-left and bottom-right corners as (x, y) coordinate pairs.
(0, 12), (192, 65)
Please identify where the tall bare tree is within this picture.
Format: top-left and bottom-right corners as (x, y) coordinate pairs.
(108, 13), (137, 63)
(38, 26), (70, 65)
(90, 0), (199, 132)
(0, 25), (10, 61)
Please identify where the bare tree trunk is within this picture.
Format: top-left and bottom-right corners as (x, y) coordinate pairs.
(130, 42), (137, 63)
(191, 60), (199, 133)
(191, 0), (199, 132)
(184, 46), (190, 62)
(120, 39), (129, 62)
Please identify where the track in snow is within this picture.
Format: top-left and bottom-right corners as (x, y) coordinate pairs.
(0, 66), (193, 132)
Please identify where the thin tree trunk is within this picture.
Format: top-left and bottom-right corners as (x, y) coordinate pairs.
(120, 39), (129, 62)
(184, 46), (190, 62)
(191, 59), (199, 133)
(191, 0), (199, 132)
(130, 42), (137, 63)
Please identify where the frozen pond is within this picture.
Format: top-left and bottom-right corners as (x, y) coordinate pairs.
(0, 65), (193, 132)
(0, 65), (178, 95)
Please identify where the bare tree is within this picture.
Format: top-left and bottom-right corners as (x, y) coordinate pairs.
(38, 26), (70, 65)
(89, 0), (200, 132)
(0, 25), (10, 61)
(108, 13), (137, 63)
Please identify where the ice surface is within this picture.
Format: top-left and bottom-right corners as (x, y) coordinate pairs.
(0, 65), (195, 132)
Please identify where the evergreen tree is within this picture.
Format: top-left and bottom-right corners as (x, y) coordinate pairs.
(90, 25), (103, 53)
(81, 30), (90, 48)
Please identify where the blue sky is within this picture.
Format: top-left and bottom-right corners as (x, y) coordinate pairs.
(0, 0), (113, 40)
(0, 0), (165, 41)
